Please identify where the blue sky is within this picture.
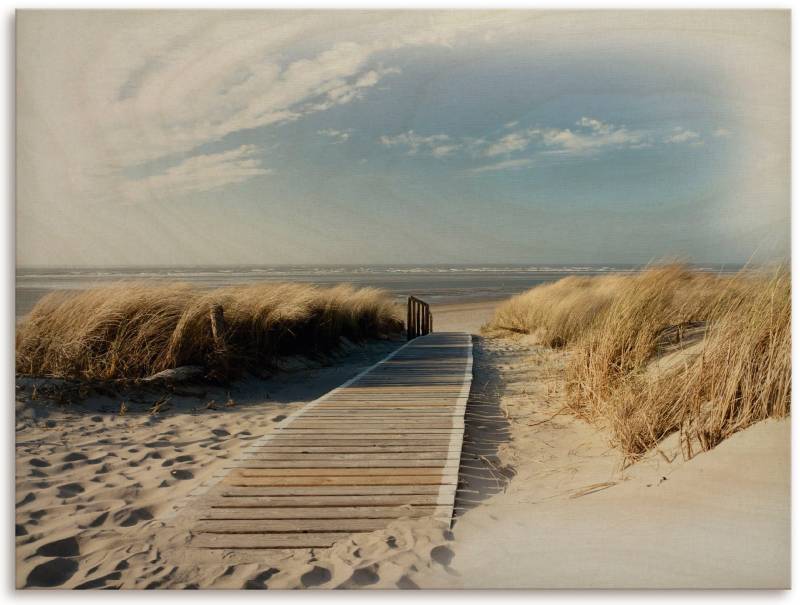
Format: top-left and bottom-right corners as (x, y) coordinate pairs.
(17, 11), (789, 266)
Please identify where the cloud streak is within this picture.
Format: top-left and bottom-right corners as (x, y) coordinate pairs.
(468, 158), (535, 173)
(382, 117), (715, 173)
(318, 128), (353, 142)
(120, 145), (270, 203)
(665, 127), (703, 145)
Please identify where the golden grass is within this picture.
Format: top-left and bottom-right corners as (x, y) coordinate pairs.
(485, 265), (790, 460)
(16, 282), (402, 381)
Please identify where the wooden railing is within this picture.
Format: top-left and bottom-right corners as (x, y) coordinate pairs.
(407, 296), (433, 340)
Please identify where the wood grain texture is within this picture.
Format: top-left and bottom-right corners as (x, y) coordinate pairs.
(189, 331), (472, 550)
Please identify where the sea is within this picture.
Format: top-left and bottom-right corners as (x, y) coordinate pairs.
(15, 264), (739, 319)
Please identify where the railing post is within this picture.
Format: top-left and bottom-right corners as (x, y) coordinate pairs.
(407, 296), (413, 341)
(407, 296), (433, 340)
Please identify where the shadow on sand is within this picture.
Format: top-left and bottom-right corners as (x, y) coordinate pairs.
(453, 335), (515, 522)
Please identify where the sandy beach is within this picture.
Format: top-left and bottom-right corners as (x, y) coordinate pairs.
(15, 299), (789, 589)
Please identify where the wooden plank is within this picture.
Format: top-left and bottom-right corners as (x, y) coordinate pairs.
(193, 532), (351, 549)
(196, 518), (394, 533)
(198, 506), (446, 519)
(232, 460), (449, 468)
(277, 428), (456, 434)
(238, 452), (451, 460)
(217, 484), (450, 496)
(245, 446), (453, 453)
(233, 467), (447, 476)
(208, 485), (438, 500)
(223, 475), (454, 486)
(263, 438), (454, 445)
(290, 419), (458, 426)
(203, 495), (443, 507)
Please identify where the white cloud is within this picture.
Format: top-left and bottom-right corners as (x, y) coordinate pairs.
(469, 158), (535, 173)
(120, 145), (270, 203)
(664, 127), (703, 145)
(713, 128), (732, 138)
(539, 118), (647, 154)
(485, 132), (531, 157)
(318, 128), (353, 143)
(380, 131), (454, 156)
(576, 116), (612, 134)
(431, 145), (459, 158)
(381, 116), (653, 170)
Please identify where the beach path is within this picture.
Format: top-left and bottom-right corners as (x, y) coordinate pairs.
(188, 332), (473, 549)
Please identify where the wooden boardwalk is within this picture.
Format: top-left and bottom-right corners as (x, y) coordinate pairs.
(190, 331), (473, 549)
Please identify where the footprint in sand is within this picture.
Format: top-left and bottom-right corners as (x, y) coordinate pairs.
(116, 507), (153, 527)
(300, 566), (331, 588)
(212, 429), (230, 437)
(396, 575), (420, 589)
(431, 545), (454, 567)
(57, 483), (85, 498)
(36, 536), (80, 557)
(30, 458), (50, 468)
(88, 511), (108, 527)
(349, 564), (380, 586)
(17, 492), (35, 506)
(145, 440), (171, 448)
(74, 571), (121, 589)
(175, 455), (193, 463)
(26, 558), (79, 588)
(244, 567), (280, 589)
(63, 452), (88, 463)
(170, 469), (193, 480)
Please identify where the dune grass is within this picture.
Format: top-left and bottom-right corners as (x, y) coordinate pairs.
(485, 265), (790, 461)
(16, 282), (403, 381)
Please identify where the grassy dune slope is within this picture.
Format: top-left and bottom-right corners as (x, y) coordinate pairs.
(485, 265), (790, 461)
(16, 282), (403, 381)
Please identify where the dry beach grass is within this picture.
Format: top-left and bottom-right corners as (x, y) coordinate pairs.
(16, 282), (402, 381)
(485, 265), (790, 461)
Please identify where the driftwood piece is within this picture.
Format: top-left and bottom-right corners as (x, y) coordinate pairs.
(141, 366), (205, 384)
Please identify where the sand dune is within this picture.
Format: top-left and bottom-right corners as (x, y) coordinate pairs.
(15, 303), (789, 589)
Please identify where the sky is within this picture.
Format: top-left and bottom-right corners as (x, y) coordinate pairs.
(16, 10), (790, 267)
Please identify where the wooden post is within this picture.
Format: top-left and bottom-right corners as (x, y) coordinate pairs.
(407, 296), (433, 340)
(407, 297), (412, 340)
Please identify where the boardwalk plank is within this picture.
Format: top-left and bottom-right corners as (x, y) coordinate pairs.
(197, 506), (447, 519)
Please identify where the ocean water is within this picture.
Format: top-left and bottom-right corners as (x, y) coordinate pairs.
(15, 264), (735, 319)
